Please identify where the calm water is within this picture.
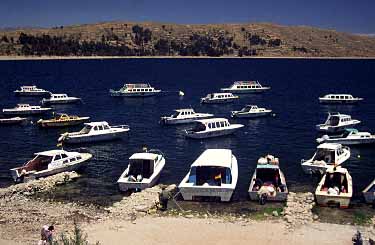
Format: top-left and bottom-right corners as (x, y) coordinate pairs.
(0, 58), (374, 205)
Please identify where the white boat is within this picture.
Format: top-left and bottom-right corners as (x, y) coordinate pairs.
(110, 83), (161, 97)
(248, 155), (288, 203)
(221, 81), (270, 93)
(10, 149), (92, 183)
(317, 129), (375, 145)
(316, 112), (361, 133)
(160, 108), (213, 125)
(14, 85), (50, 96)
(315, 166), (352, 208)
(42, 93), (81, 105)
(185, 118), (244, 139)
(58, 121), (130, 144)
(2, 104), (52, 115)
(0, 117), (28, 125)
(362, 179), (375, 204)
(231, 105), (272, 118)
(178, 149), (238, 202)
(319, 94), (363, 104)
(117, 149), (166, 192)
(200, 93), (239, 104)
(301, 143), (350, 175)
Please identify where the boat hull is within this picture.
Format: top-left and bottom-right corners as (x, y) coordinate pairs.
(42, 98), (81, 104)
(186, 126), (243, 139)
(201, 98), (238, 104)
(232, 111), (272, 118)
(318, 138), (375, 145)
(38, 118), (89, 128)
(14, 91), (50, 96)
(319, 99), (362, 104)
(61, 131), (128, 144)
(0, 117), (27, 125)
(315, 194), (351, 208)
(179, 186), (235, 202)
(2, 109), (51, 115)
(316, 123), (361, 133)
(161, 115), (213, 125)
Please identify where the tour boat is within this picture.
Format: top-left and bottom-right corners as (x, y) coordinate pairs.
(178, 149), (238, 202)
(248, 155), (288, 204)
(319, 94), (363, 104)
(160, 108), (213, 125)
(0, 117), (28, 125)
(221, 81), (270, 93)
(316, 112), (361, 133)
(301, 143), (350, 175)
(109, 83), (161, 97)
(14, 85), (50, 96)
(42, 93), (81, 105)
(37, 113), (90, 128)
(10, 149), (92, 183)
(362, 179), (375, 204)
(231, 105), (272, 118)
(200, 93), (239, 104)
(58, 121), (130, 144)
(315, 166), (352, 208)
(2, 104), (52, 115)
(117, 149), (166, 192)
(316, 129), (375, 145)
(185, 118), (244, 139)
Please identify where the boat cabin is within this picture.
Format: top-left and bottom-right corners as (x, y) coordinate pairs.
(209, 93), (234, 99)
(127, 153), (160, 180)
(324, 113), (353, 126)
(324, 94), (354, 100)
(191, 118), (230, 132)
(50, 94), (69, 99)
(313, 143), (346, 164)
(80, 122), (111, 134)
(231, 81), (262, 89)
(241, 105), (259, 112)
(320, 167), (349, 194)
(171, 109), (195, 118)
(124, 83), (155, 92)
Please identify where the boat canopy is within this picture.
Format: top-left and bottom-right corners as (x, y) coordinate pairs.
(191, 149), (232, 168)
(129, 152), (159, 161)
(35, 149), (68, 157)
(84, 121), (110, 127)
(345, 128), (359, 133)
(196, 118), (228, 124)
(317, 143), (342, 150)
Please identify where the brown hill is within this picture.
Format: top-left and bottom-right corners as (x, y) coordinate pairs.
(0, 21), (374, 57)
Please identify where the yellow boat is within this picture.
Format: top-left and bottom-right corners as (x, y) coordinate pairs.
(37, 113), (90, 128)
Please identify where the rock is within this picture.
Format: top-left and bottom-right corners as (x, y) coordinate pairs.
(185, 214), (194, 219)
(272, 211), (279, 217)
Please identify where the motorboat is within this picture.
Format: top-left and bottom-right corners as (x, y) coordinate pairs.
(319, 94), (363, 104)
(2, 104), (52, 115)
(42, 93), (81, 104)
(362, 179), (375, 204)
(221, 81), (270, 93)
(10, 149), (92, 183)
(317, 129), (375, 145)
(117, 148), (166, 192)
(200, 93), (239, 104)
(315, 166), (352, 208)
(14, 85), (50, 96)
(160, 108), (213, 125)
(248, 155), (288, 204)
(301, 143), (350, 174)
(58, 121), (130, 144)
(37, 113), (90, 128)
(185, 118), (244, 139)
(0, 117), (28, 125)
(231, 105), (272, 118)
(316, 112), (361, 133)
(110, 83), (161, 97)
(178, 149), (238, 202)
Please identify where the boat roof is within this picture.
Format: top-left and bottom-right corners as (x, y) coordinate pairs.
(257, 164), (279, 169)
(84, 121), (109, 126)
(35, 149), (68, 156)
(191, 149), (232, 168)
(328, 112), (350, 117)
(50, 93), (68, 96)
(175, 108), (194, 112)
(233, 80), (259, 85)
(196, 118), (228, 124)
(129, 152), (159, 160)
(317, 143), (342, 150)
(324, 94), (353, 97)
(125, 83), (151, 88)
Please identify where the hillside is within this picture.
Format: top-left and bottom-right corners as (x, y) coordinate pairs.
(0, 21), (375, 57)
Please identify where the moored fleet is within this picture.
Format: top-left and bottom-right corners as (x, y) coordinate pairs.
(2, 81), (374, 209)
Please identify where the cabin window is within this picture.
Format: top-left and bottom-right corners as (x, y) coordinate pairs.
(128, 159), (155, 178)
(61, 154), (68, 159)
(54, 155), (62, 161)
(215, 122), (221, 128)
(192, 122), (206, 132)
(220, 121), (225, 127)
(93, 126), (99, 131)
(76, 156), (82, 160)
(193, 166), (232, 186)
(103, 125), (110, 130)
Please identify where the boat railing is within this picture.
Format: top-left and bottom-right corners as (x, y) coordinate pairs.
(112, 125), (130, 130)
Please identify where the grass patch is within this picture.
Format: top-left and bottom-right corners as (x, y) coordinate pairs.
(353, 211), (371, 225)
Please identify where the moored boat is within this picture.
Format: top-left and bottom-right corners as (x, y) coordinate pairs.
(37, 113), (90, 128)
(301, 143), (350, 175)
(14, 85), (50, 96)
(117, 148), (166, 192)
(58, 121), (130, 144)
(2, 104), (52, 115)
(42, 93), (81, 105)
(231, 105), (272, 118)
(200, 93), (239, 104)
(0, 117), (28, 125)
(10, 149), (92, 183)
(362, 179), (375, 204)
(317, 129), (375, 145)
(315, 166), (352, 208)
(178, 149), (238, 202)
(160, 108), (213, 125)
(185, 118), (244, 139)
(316, 112), (361, 133)
(248, 155), (288, 204)
(319, 94), (363, 104)
(110, 83), (161, 97)
(221, 81), (270, 93)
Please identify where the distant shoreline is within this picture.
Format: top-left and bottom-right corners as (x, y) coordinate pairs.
(0, 55), (375, 61)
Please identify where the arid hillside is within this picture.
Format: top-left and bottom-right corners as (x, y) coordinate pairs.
(0, 21), (374, 57)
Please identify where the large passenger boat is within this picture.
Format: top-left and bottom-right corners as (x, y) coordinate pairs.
(160, 108), (213, 125)
(319, 94), (363, 104)
(37, 113), (90, 128)
(221, 81), (270, 93)
(42, 93), (81, 105)
(110, 83), (161, 97)
(3, 104), (52, 115)
(14, 85), (50, 96)
(185, 118), (244, 139)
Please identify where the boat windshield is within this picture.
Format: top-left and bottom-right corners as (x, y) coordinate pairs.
(192, 122), (206, 132)
(321, 172), (348, 193)
(128, 159), (154, 178)
(171, 111), (180, 118)
(80, 125), (92, 134)
(22, 155), (53, 172)
(313, 149), (335, 163)
(188, 166), (232, 186)
(327, 116), (340, 126)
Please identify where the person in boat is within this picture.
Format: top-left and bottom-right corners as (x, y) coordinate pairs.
(38, 225), (54, 245)
(158, 186), (170, 211)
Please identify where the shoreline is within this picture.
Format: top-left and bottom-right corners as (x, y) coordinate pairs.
(0, 55), (375, 61)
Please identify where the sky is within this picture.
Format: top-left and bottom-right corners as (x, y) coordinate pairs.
(0, 0), (374, 34)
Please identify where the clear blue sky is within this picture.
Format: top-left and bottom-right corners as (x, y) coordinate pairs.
(0, 0), (374, 34)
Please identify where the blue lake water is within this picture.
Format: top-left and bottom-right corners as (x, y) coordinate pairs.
(0, 58), (374, 204)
